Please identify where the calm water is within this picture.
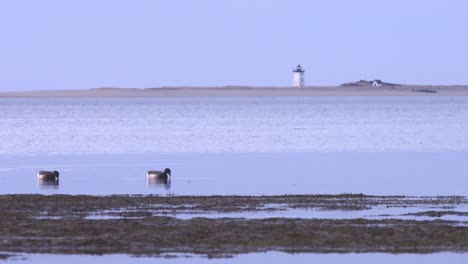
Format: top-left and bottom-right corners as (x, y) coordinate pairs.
(0, 96), (467, 154)
(0, 152), (467, 196)
(0, 96), (467, 196)
(4, 252), (468, 264)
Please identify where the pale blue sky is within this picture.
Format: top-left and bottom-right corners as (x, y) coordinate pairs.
(1, 0), (467, 90)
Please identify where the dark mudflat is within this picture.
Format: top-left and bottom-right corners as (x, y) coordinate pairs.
(1, 194), (465, 216)
(405, 211), (468, 217)
(0, 194), (466, 257)
(0, 253), (19, 260)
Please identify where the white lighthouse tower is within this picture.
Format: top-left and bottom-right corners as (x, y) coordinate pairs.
(292, 64), (305, 87)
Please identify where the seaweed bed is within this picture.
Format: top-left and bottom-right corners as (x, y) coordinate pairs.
(0, 194), (467, 257)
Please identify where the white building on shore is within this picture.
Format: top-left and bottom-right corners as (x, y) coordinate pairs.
(292, 64), (305, 87)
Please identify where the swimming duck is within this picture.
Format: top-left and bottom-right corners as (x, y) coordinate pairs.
(146, 168), (171, 180)
(37, 170), (59, 181)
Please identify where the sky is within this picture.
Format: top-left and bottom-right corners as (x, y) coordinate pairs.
(0, 0), (467, 91)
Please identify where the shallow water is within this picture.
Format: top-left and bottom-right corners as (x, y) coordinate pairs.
(0, 97), (467, 195)
(154, 206), (468, 223)
(4, 252), (468, 264)
(83, 203), (468, 224)
(0, 152), (467, 196)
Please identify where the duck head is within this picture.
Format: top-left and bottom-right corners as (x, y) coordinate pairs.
(164, 168), (171, 176)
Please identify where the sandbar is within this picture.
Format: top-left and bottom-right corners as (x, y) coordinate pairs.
(1, 86), (468, 97)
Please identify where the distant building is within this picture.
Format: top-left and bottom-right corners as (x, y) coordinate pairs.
(372, 80), (383, 87)
(292, 64), (305, 87)
(341, 79), (398, 87)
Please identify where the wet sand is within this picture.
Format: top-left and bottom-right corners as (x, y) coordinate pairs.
(1, 86), (468, 97)
(1, 194), (467, 257)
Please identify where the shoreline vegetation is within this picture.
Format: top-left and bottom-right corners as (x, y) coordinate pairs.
(1, 85), (468, 97)
(0, 194), (467, 257)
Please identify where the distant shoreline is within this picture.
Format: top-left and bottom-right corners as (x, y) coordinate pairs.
(1, 86), (468, 97)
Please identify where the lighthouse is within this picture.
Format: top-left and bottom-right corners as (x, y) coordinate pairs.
(292, 64), (305, 87)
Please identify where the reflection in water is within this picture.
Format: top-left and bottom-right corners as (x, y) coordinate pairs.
(38, 179), (59, 190)
(147, 177), (171, 190)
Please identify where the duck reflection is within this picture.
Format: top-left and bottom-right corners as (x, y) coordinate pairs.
(38, 178), (59, 189)
(147, 177), (171, 189)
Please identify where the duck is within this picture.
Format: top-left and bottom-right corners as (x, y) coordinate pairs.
(37, 170), (60, 181)
(146, 168), (171, 180)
